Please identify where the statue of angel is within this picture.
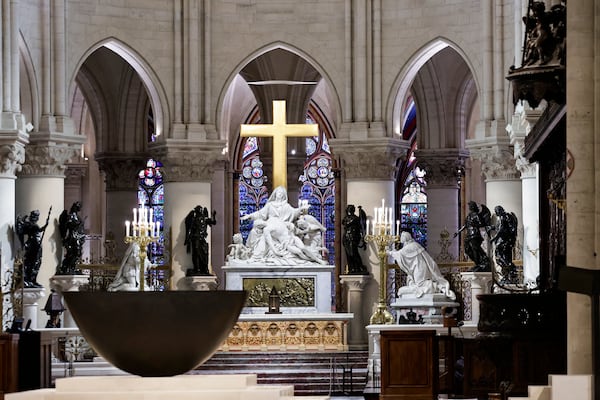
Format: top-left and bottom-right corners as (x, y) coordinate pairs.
(341, 204), (368, 274)
(454, 201), (492, 272)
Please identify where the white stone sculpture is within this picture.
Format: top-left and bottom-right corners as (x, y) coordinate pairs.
(388, 231), (456, 300)
(108, 242), (153, 291)
(228, 186), (327, 265)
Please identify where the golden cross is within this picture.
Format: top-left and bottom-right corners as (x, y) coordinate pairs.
(241, 100), (318, 189)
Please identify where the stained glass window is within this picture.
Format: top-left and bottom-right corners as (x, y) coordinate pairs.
(137, 158), (166, 290)
(237, 105), (335, 265)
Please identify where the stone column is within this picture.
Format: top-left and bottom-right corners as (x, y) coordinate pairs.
(96, 155), (146, 257)
(329, 136), (409, 326)
(416, 149), (468, 258)
(0, 139), (26, 328)
(565, 0), (596, 376)
(152, 140), (226, 290)
(16, 143), (80, 328)
(340, 274), (371, 350)
(460, 272), (493, 326)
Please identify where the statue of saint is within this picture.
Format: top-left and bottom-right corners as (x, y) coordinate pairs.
(16, 208), (51, 288)
(231, 186), (327, 266)
(454, 201), (492, 272)
(389, 231), (456, 300)
(184, 205), (217, 275)
(491, 205), (519, 284)
(341, 204), (368, 274)
(58, 201), (85, 275)
(108, 242), (153, 291)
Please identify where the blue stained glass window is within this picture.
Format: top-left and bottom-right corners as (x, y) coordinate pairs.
(137, 158), (166, 290)
(400, 168), (428, 248)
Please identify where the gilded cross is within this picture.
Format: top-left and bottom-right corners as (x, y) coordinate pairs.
(240, 100), (318, 189)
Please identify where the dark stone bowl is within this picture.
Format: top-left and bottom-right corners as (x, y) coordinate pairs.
(62, 290), (246, 377)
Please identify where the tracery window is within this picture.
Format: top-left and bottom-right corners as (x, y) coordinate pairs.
(137, 158), (167, 290)
(237, 103), (336, 265)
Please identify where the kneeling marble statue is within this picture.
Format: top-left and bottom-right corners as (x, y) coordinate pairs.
(108, 242), (153, 291)
(388, 231), (456, 300)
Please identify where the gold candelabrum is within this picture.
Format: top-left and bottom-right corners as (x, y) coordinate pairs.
(364, 199), (400, 325)
(124, 206), (160, 291)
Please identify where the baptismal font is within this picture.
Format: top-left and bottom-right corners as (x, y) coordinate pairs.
(365, 199), (400, 325)
(124, 206), (160, 291)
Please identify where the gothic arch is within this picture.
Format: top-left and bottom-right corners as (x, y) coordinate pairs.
(68, 37), (169, 140)
(387, 37), (481, 149)
(216, 41), (343, 148)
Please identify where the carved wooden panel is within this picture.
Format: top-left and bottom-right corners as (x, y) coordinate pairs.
(380, 330), (438, 400)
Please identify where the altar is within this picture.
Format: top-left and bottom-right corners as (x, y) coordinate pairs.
(223, 264), (334, 314)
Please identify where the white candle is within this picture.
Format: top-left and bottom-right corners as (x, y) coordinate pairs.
(150, 208), (154, 224)
(155, 221), (161, 237)
(133, 208), (137, 223)
(396, 220), (400, 236)
(366, 219), (369, 235)
(125, 220), (130, 237)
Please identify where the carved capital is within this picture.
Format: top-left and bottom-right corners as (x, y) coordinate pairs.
(150, 139), (227, 182)
(65, 163), (88, 186)
(96, 153), (146, 191)
(514, 142), (537, 178)
(19, 144), (80, 177)
(340, 274), (371, 291)
(467, 139), (518, 181)
(329, 137), (410, 180)
(414, 149), (468, 187)
(0, 143), (26, 178)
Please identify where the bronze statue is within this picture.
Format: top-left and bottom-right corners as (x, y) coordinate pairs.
(184, 205), (217, 275)
(455, 201), (491, 272)
(16, 207), (51, 287)
(341, 204), (368, 274)
(58, 201), (85, 275)
(491, 206), (519, 284)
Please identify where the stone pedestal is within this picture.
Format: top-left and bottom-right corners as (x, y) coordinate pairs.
(49, 275), (90, 328)
(22, 287), (46, 329)
(390, 293), (459, 324)
(460, 272), (493, 325)
(182, 275), (218, 291)
(340, 274), (371, 350)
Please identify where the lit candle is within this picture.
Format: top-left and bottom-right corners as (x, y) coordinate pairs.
(150, 208), (154, 224)
(125, 220), (130, 237)
(155, 221), (161, 237)
(133, 208), (137, 224)
(366, 219), (369, 236)
(396, 220), (400, 236)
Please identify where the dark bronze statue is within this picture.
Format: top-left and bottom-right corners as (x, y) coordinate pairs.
(521, 1), (566, 67)
(184, 205), (217, 275)
(491, 206), (519, 284)
(58, 201), (85, 275)
(16, 207), (51, 287)
(455, 201), (491, 272)
(341, 204), (368, 274)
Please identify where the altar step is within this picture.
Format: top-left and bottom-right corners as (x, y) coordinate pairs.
(191, 351), (369, 396)
(507, 374), (593, 400)
(52, 351), (369, 396)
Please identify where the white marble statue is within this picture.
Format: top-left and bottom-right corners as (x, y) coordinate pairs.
(229, 186), (327, 265)
(388, 231), (456, 300)
(108, 242), (153, 291)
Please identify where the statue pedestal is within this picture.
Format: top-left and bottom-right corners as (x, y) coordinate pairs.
(22, 287), (46, 329)
(340, 274), (371, 350)
(460, 271), (493, 325)
(390, 294), (459, 324)
(182, 275), (218, 291)
(49, 275), (90, 328)
(223, 264), (334, 314)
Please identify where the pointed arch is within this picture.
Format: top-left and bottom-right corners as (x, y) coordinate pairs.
(386, 37), (481, 142)
(68, 37), (169, 140)
(18, 32), (40, 131)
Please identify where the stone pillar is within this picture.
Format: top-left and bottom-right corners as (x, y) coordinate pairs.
(508, 102), (543, 286)
(329, 136), (409, 323)
(16, 143), (80, 328)
(565, 0), (596, 376)
(0, 139), (26, 328)
(49, 275), (90, 328)
(22, 288), (46, 329)
(152, 140), (226, 290)
(340, 274), (371, 350)
(460, 272), (493, 326)
(416, 149), (468, 258)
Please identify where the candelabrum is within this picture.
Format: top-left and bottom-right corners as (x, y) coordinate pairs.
(364, 199), (400, 325)
(125, 206), (160, 291)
